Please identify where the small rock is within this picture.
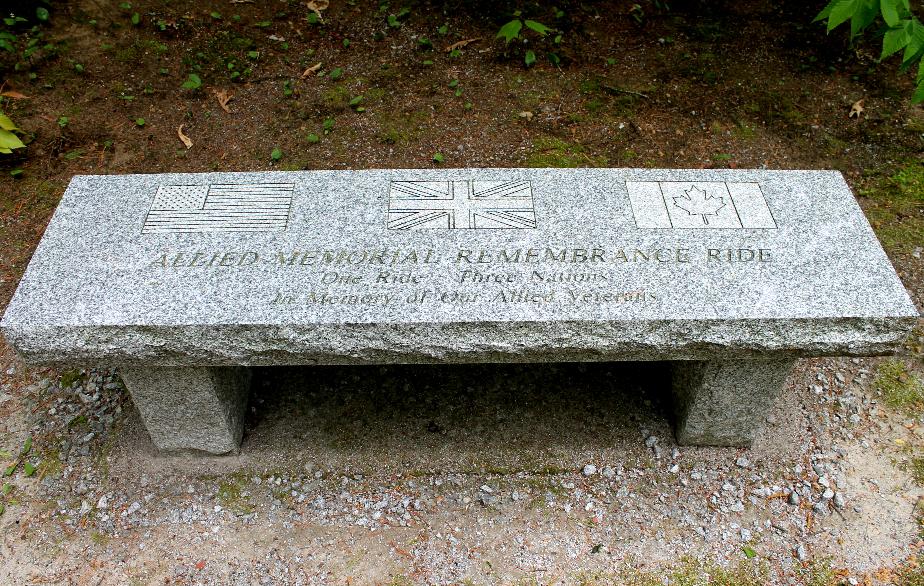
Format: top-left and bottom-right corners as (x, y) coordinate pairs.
(644, 436), (658, 448)
(582, 464), (597, 477)
(796, 544), (809, 561)
(788, 492), (801, 506)
(669, 464), (679, 474)
(601, 466), (616, 479)
(122, 501), (141, 517)
(822, 489), (835, 500)
(735, 457), (751, 469)
(96, 495), (109, 509)
(833, 492), (846, 509)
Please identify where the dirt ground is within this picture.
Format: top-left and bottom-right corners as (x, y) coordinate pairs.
(0, 0), (923, 584)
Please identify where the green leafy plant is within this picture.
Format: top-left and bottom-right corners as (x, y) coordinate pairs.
(181, 73), (202, 90)
(496, 11), (560, 67)
(271, 147), (283, 161)
(815, 0), (924, 102)
(0, 112), (26, 154)
(387, 7), (410, 28)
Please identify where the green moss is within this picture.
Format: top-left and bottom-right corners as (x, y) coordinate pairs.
(584, 98), (604, 114)
(579, 78), (600, 94)
(861, 160), (924, 252)
(732, 122), (756, 140)
(217, 472), (255, 514)
(527, 137), (607, 168)
(38, 448), (62, 478)
(67, 414), (89, 431)
(114, 44), (139, 63)
(59, 369), (85, 389)
(896, 564), (924, 586)
(911, 457), (924, 486)
(574, 556), (772, 585)
(320, 85), (351, 110)
(365, 87), (387, 102)
(376, 111), (425, 145)
(875, 359), (924, 412)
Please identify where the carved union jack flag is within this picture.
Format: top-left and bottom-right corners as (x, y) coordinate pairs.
(387, 180), (537, 230)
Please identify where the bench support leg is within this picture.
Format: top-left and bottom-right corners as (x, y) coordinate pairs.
(671, 359), (794, 447)
(120, 366), (251, 454)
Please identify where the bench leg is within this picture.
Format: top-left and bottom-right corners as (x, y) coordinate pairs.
(120, 366), (251, 454)
(671, 359), (794, 447)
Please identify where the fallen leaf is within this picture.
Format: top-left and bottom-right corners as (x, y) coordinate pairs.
(213, 89), (233, 113)
(177, 124), (193, 149)
(0, 90), (29, 99)
(306, 0), (329, 22)
(195, 560), (206, 571)
(518, 111), (533, 121)
(849, 99), (864, 119)
(445, 38), (481, 52)
(301, 62), (322, 78)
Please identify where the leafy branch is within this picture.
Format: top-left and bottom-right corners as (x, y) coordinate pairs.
(815, 0), (924, 102)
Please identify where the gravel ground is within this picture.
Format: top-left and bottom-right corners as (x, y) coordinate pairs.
(1, 349), (923, 584)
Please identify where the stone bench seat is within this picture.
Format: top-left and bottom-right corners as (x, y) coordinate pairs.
(1, 168), (917, 454)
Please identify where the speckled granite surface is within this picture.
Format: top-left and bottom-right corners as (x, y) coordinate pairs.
(1, 168), (917, 366)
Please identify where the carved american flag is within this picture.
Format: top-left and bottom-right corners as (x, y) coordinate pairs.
(142, 183), (294, 234)
(387, 180), (537, 230)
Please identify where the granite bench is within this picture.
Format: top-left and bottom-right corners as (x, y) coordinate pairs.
(1, 169), (917, 454)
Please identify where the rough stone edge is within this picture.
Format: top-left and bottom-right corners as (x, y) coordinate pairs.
(2, 316), (918, 367)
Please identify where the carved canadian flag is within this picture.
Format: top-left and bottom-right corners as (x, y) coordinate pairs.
(626, 181), (777, 229)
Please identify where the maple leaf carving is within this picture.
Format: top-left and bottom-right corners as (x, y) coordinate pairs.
(672, 185), (725, 225)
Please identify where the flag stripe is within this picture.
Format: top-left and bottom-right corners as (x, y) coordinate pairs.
(473, 181), (531, 198)
(391, 182), (450, 199)
(142, 182), (293, 234)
